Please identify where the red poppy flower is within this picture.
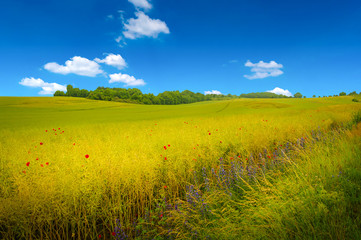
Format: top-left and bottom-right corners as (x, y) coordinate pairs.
(26, 162), (30, 167)
(22, 170), (26, 174)
(209, 133), (211, 135)
(267, 155), (271, 159)
(238, 156), (240, 158)
(112, 232), (116, 236)
(220, 141), (222, 143)
(164, 185), (167, 189)
(85, 154), (89, 159)
(46, 162), (49, 166)
(168, 144), (170, 147)
(36, 158), (38, 160)
(55, 133), (57, 135)
(41, 164), (44, 167)
(98, 234), (101, 238)
(160, 214), (163, 218)
(45, 130), (47, 132)
(73, 143), (75, 145)
(62, 131), (64, 133)
(164, 146), (167, 150)
(216, 129), (218, 131)
(164, 157), (167, 160)
(58, 128), (60, 130)
(40, 142), (43, 145)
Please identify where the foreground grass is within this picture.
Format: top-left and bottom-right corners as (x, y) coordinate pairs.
(0, 97), (360, 239)
(155, 120), (361, 240)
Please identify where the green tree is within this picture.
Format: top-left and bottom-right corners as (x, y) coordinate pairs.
(339, 92), (346, 96)
(294, 92), (303, 98)
(66, 85), (74, 96)
(54, 90), (66, 96)
(312, 95), (316, 98)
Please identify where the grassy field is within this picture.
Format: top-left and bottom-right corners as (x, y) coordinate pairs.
(0, 96), (361, 239)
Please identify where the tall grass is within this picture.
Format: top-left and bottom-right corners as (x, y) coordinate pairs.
(0, 98), (360, 239)
(151, 122), (361, 239)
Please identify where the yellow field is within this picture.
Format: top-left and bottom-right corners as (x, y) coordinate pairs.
(0, 96), (360, 239)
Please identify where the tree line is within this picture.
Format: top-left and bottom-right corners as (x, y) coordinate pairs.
(54, 85), (240, 105)
(54, 85), (308, 105)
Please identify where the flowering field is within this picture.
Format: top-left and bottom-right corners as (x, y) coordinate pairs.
(0, 96), (361, 239)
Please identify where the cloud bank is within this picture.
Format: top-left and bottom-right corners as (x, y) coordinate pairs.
(128, 0), (152, 10)
(19, 77), (66, 95)
(267, 87), (292, 97)
(123, 11), (169, 39)
(44, 56), (103, 77)
(244, 60), (284, 79)
(204, 90), (222, 95)
(95, 54), (127, 70)
(109, 73), (146, 86)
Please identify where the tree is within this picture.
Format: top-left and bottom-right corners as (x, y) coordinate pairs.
(294, 92), (302, 98)
(348, 91), (357, 96)
(312, 95), (316, 98)
(54, 90), (66, 96)
(66, 85), (74, 96)
(339, 92), (346, 96)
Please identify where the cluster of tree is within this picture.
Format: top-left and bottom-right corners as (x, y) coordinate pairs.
(54, 85), (312, 105)
(239, 92), (291, 98)
(54, 85), (90, 98)
(308, 91), (360, 98)
(54, 85), (238, 105)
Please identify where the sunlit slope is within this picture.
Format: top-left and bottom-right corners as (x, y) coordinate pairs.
(0, 96), (359, 129)
(1, 96), (360, 239)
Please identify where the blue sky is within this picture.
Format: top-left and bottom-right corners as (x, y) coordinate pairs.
(1, 0), (360, 97)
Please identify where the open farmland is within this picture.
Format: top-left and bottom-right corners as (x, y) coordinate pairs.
(1, 96), (361, 239)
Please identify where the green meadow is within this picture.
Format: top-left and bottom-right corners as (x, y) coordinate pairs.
(1, 96), (361, 239)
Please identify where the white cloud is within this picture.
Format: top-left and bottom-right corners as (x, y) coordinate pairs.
(106, 15), (114, 20)
(115, 36), (123, 43)
(19, 77), (66, 95)
(95, 54), (127, 70)
(123, 11), (169, 39)
(44, 56), (103, 77)
(128, 0), (152, 10)
(204, 90), (222, 95)
(109, 73), (146, 86)
(244, 60), (284, 79)
(267, 87), (292, 97)
(245, 60), (283, 69)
